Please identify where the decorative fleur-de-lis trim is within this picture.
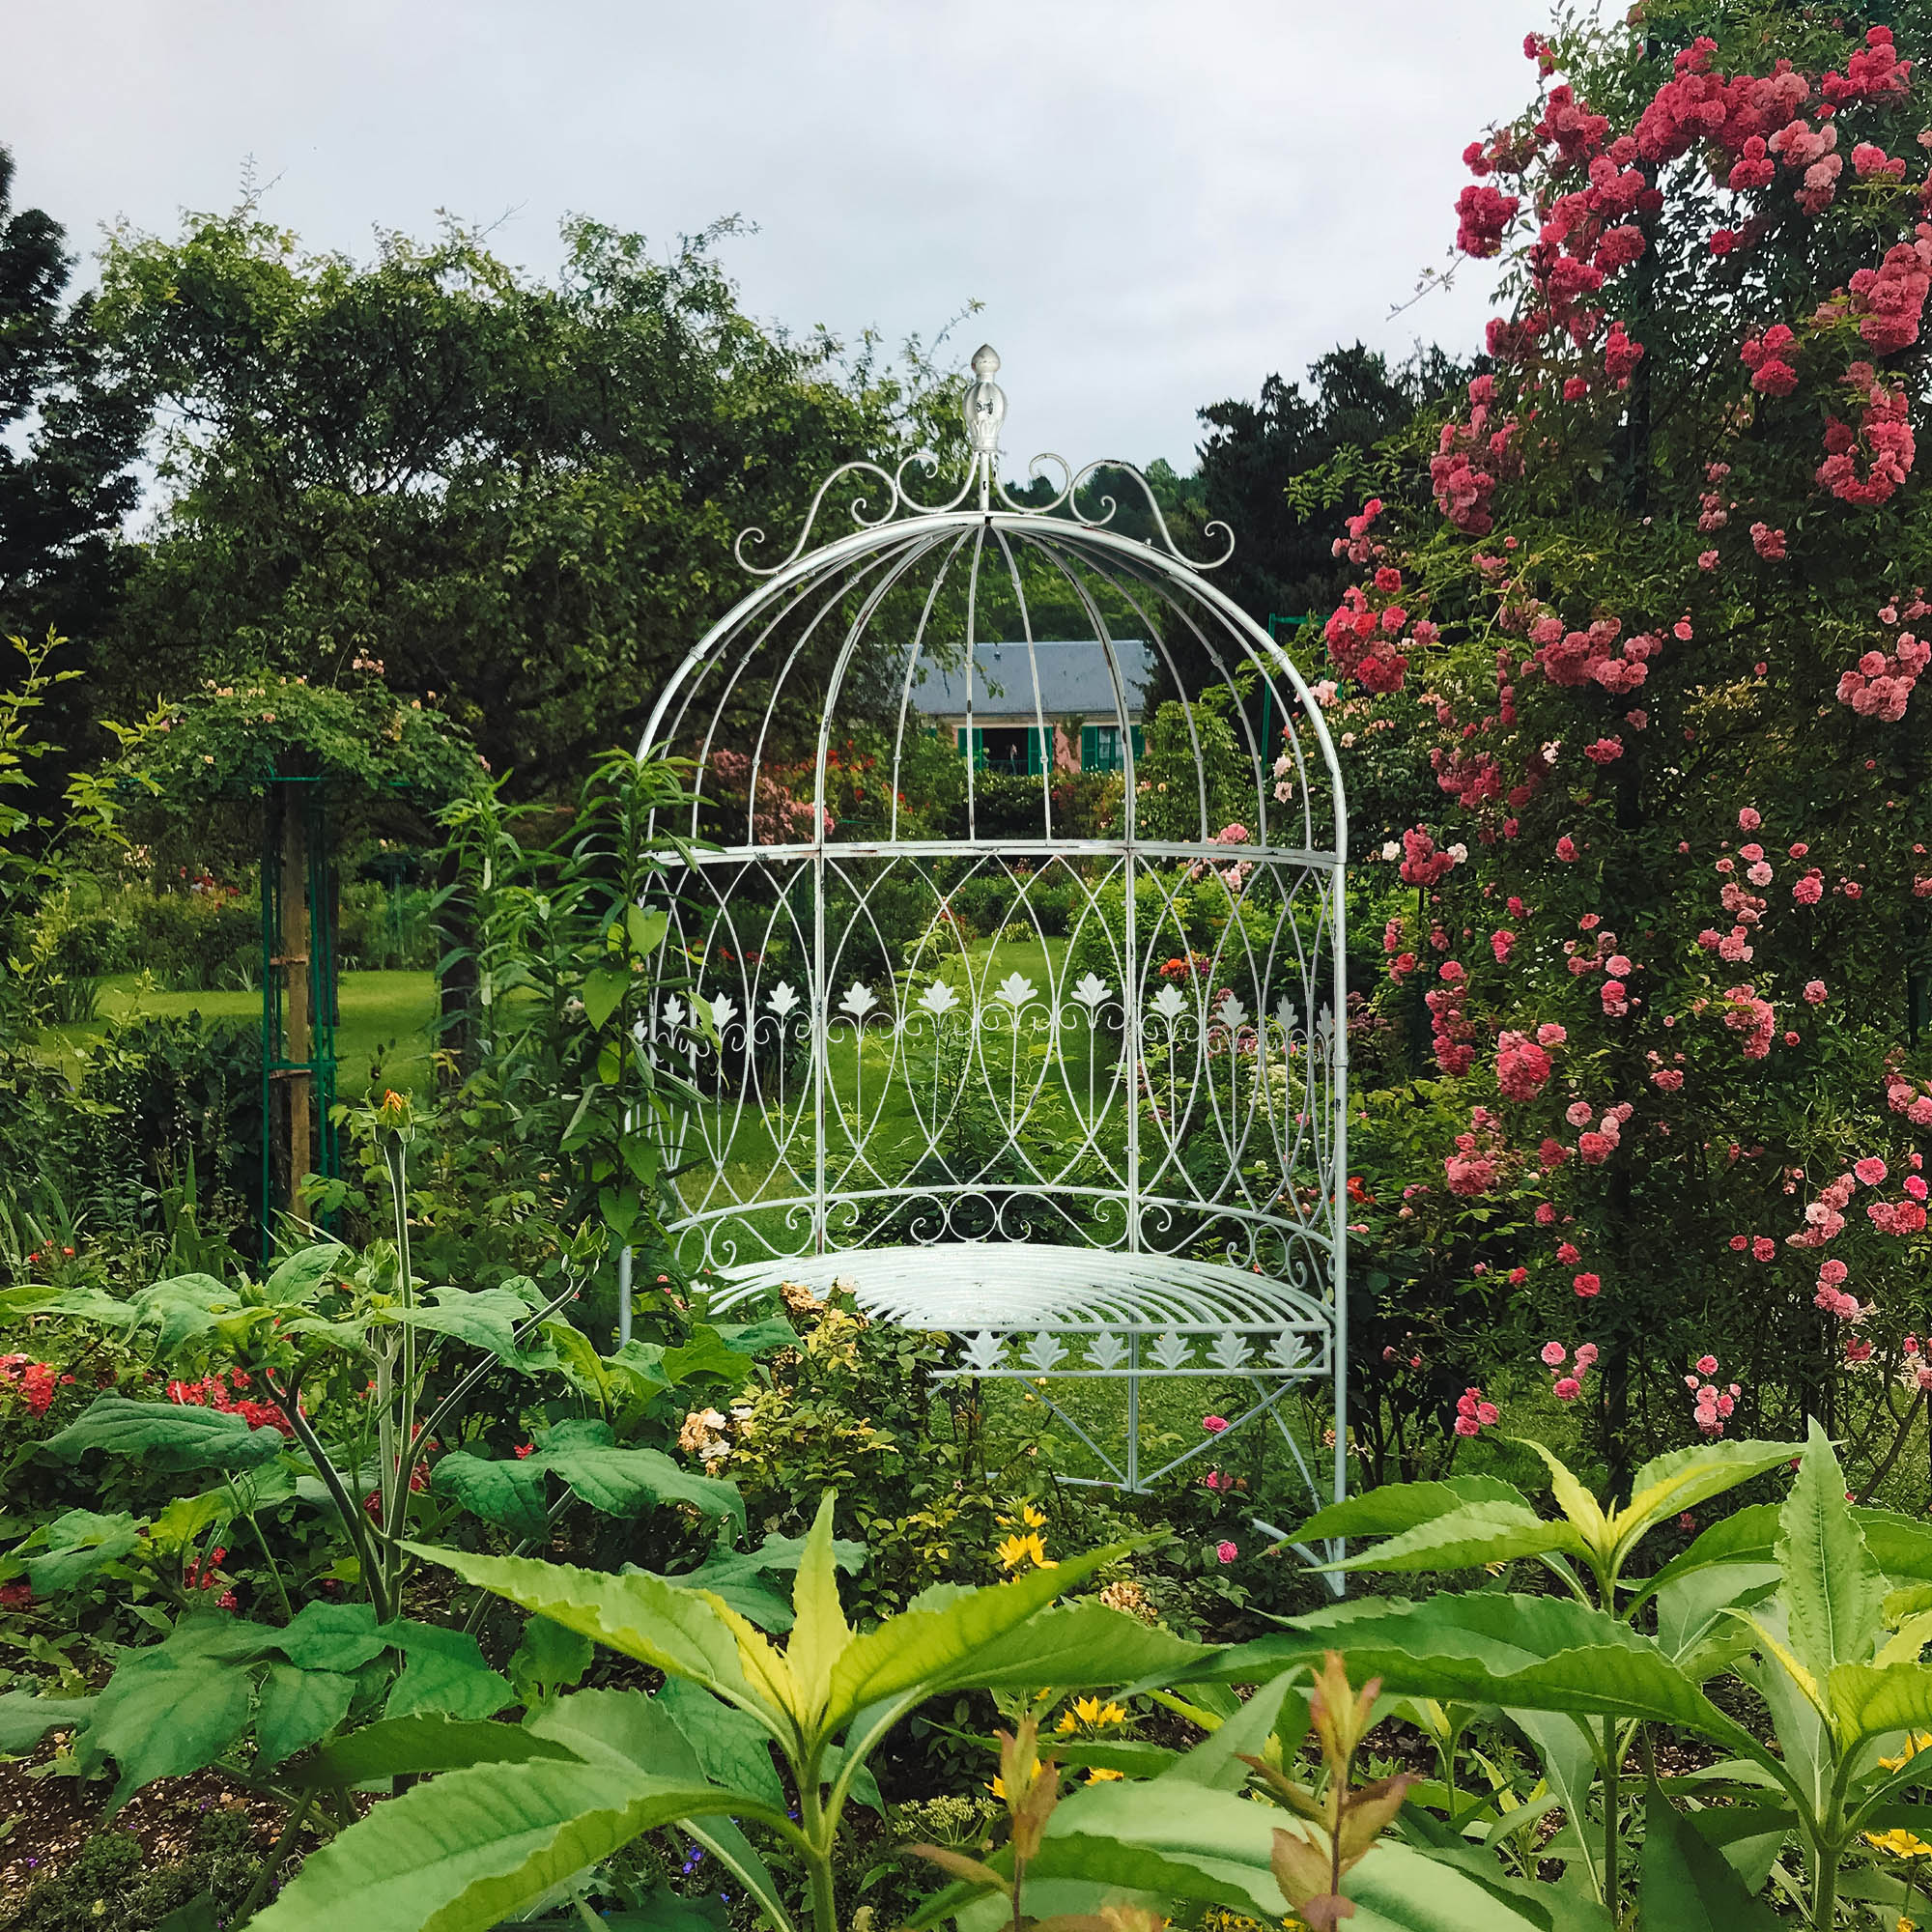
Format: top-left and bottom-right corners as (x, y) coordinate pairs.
(963, 1331), (1006, 1373)
(1023, 1332), (1065, 1373)
(1214, 991), (1248, 1031)
(660, 996), (686, 1029)
(1085, 1331), (1127, 1370)
(1208, 1329), (1252, 1371)
(710, 993), (738, 1032)
(838, 982), (879, 1019)
(918, 980), (961, 1014)
(1276, 996), (1299, 1037)
(1151, 1331), (1194, 1371)
(1268, 1331), (1310, 1372)
(1151, 983), (1186, 1021)
(766, 981), (801, 1018)
(994, 972), (1037, 1010)
(1071, 972), (1112, 1009)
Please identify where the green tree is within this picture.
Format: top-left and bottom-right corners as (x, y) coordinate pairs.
(95, 206), (958, 793)
(0, 145), (147, 646)
(1197, 342), (1469, 635)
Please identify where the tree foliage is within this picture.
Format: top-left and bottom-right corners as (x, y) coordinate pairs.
(93, 208), (961, 791)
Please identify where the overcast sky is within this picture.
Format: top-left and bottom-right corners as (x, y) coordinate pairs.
(7, 0), (1542, 470)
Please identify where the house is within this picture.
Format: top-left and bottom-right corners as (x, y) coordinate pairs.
(909, 639), (1152, 774)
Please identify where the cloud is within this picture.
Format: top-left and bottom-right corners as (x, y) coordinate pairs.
(6, 0), (1537, 465)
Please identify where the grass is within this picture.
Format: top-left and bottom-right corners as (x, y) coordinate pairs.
(45, 970), (440, 1098)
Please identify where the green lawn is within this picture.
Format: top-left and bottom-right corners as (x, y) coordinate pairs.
(49, 970), (440, 1097)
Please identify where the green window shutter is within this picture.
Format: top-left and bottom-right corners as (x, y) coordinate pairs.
(1080, 724), (1098, 772)
(1129, 724), (1145, 759)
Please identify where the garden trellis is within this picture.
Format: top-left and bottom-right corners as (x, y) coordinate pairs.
(638, 347), (1350, 1530)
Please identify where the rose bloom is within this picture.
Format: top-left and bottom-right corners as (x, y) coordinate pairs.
(1574, 1271), (1603, 1297)
(1804, 980), (1827, 1004)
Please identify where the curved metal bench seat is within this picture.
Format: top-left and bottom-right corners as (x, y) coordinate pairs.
(710, 1240), (1332, 1381)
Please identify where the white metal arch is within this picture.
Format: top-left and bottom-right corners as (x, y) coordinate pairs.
(635, 348), (1350, 1529)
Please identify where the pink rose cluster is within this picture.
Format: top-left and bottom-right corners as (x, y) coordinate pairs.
(1837, 600), (1931, 722)
(1813, 1257), (1864, 1321)
(1453, 1384), (1501, 1437)
(1538, 1339), (1599, 1404)
(1817, 364), (1916, 507)
(1496, 1028), (1554, 1100)
(1887, 1076), (1932, 1127)
(1791, 1170), (1860, 1249)
(1684, 1354), (1741, 1435)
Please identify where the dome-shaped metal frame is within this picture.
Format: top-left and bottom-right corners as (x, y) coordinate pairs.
(637, 349), (1349, 1529)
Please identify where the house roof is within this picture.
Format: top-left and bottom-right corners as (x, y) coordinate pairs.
(908, 639), (1153, 720)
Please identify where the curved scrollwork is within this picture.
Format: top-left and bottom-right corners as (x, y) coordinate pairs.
(730, 348), (1238, 577)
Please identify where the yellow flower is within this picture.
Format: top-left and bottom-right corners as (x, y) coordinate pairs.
(1881, 1732), (1932, 1772)
(1019, 1502), (1046, 1528)
(997, 1532), (1055, 1572)
(1085, 1766), (1124, 1783)
(1865, 1828), (1932, 1861)
(989, 1776), (1007, 1799)
(1060, 1696), (1126, 1733)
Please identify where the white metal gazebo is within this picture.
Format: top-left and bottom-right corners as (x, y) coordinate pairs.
(637, 347), (1350, 1522)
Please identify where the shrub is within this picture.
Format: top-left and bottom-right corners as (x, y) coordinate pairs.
(1320, 10), (1932, 1492)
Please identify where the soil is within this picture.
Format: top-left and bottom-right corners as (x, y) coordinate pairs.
(0, 1737), (324, 1921)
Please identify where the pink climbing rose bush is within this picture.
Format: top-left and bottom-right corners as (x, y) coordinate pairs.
(1332, 9), (1932, 1489)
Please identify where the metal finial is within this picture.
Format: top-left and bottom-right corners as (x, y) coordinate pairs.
(963, 344), (1006, 482)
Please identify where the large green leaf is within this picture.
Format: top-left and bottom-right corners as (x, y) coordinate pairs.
(1618, 1441), (1806, 1556)
(1625, 1505), (1780, 1613)
(391, 1287), (551, 1370)
(825, 1543), (1129, 1726)
(381, 1623), (511, 1721)
(1856, 1508), (1932, 1584)
(287, 1714), (583, 1788)
(1327, 1501), (1585, 1574)
(785, 1493), (850, 1722)
(709, 1317), (798, 1359)
(273, 1601), (390, 1672)
(85, 1650), (255, 1804)
(1155, 1669), (1297, 1792)
(0, 1689), (95, 1751)
(1828, 1661), (1932, 1746)
(43, 1396), (285, 1472)
(1173, 1594), (1747, 1745)
(264, 1242), (352, 1303)
(25, 1509), (142, 1592)
(1639, 1787), (1784, 1929)
(248, 1759), (746, 1932)
(1015, 1781), (1554, 1930)
(129, 1274), (267, 1352)
(1778, 1420), (1885, 1689)
(654, 1679), (785, 1808)
(1294, 1476), (1531, 1543)
(532, 1420), (743, 1526)
(255, 1663), (355, 1769)
(430, 1451), (549, 1541)
(528, 1688), (793, 1932)
(414, 1547), (751, 1703)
